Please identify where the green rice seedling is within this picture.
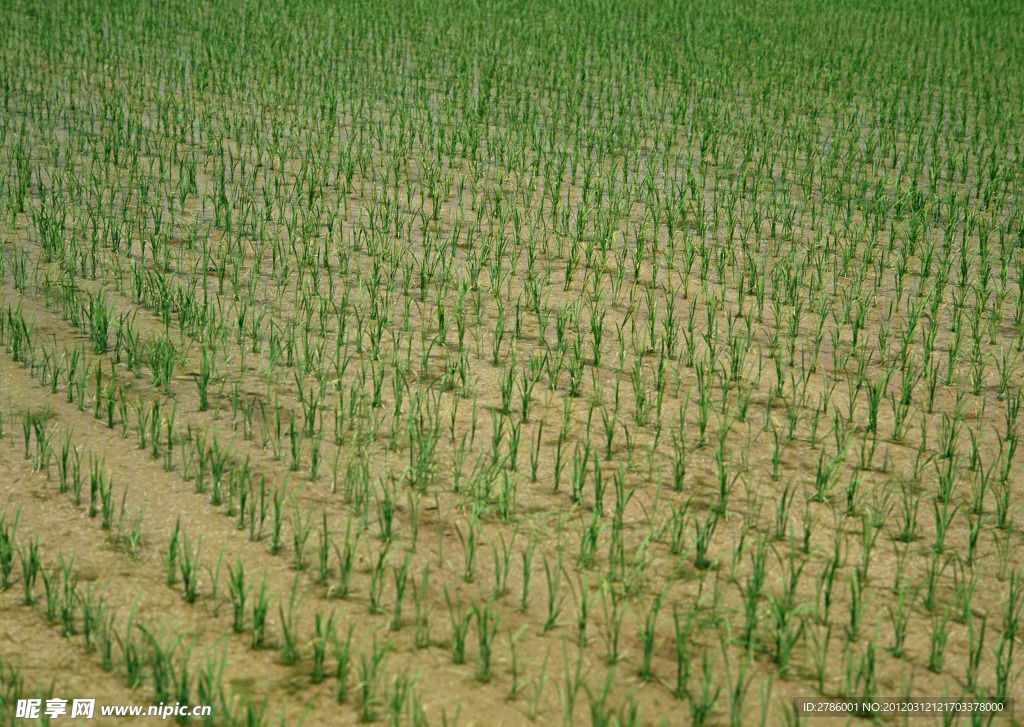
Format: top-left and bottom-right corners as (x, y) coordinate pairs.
(148, 398), (162, 459)
(848, 631), (880, 709)
(269, 485), (286, 555)
(966, 613), (986, 691)
(74, 362), (88, 412)
(315, 512), (332, 585)
(846, 570), (870, 642)
(0, 508), (20, 590)
(55, 429), (74, 493)
(334, 623), (355, 704)
(290, 503), (313, 571)
(251, 576), (273, 650)
(368, 544), (390, 615)
(606, 469), (634, 577)
(991, 570), (1023, 701)
(887, 581), (916, 658)
(333, 517), (356, 599)
(178, 531), (202, 603)
(391, 550), (412, 631)
(519, 358), (541, 423)
(969, 459), (995, 516)
(584, 666), (616, 727)
(455, 508), (480, 583)
(673, 602), (695, 699)
(994, 623), (1018, 704)
(18, 538), (40, 605)
(560, 637), (585, 725)
(287, 415), (303, 472)
(491, 410), (506, 467)
(686, 650), (721, 727)
(197, 643), (226, 725)
(811, 447), (846, 503)
(520, 537), (535, 613)
(445, 588), (472, 665)
(932, 495), (959, 554)
(506, 422), (522, 475)
(412, 566), (431, 649)
(924, 550), (948, 611)
(98, 477), (117, 531)
(227, 557), (249, 634)
(491, 531), (516, 597)
(147, 335), (177, 392)
(668, 501), (690, 555)
(774, 481), (796, 538)
(374, 477), (397, 544)
(386, 669), (418, 725)
(172, 640), (196, 724)
(528, 421), (544, 482)
(230, 694), (272, 727)
(526, 646), (550, 722)
(474, 598), (501, 682)
(962, 511), (987, 569)
(498, 363), (515, 415)
(86, 452), (105, 519)
(308, 431), (323, 480)
(249, 477), (269, 543)
(78, 583), (100, 650)
(542, 553), (564, 633)
(712, 445), (740, 515)
(96, 604), (116, 672)
(569, 570), (595, 647)
(769, 584), (806, 674)
(553, 437), (565, 492)
(58, 554), (77, 635)
(994, 478), (1015, 534)
(928, 606), (952, 673)
(615, 696), (642, 727)
(568, 339), (586, 398)
(116, 598), (144, 689)
(637, 590), (665, 681)
(506, 624), (529, 701)
(570, 441), (589, 504)
(40, 561), (59, 623)
(20, 410), (31, 461)
(859, 510), (882, 579)
(138, 622), (184, 704)
(934, 455), (962, 505)
(807, 623), (833, 693)
(895, 481), (920, 543)
(1001, 568), (1023, 643)
(358, 636), (392, 722)
(29, 409), (54, 473)
(311, 610), (336, 684)
(693, 509), (719, 570)
(776, 694), (809, 727)
(720, 644), (755, 727)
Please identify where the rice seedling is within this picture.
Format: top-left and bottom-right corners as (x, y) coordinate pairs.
(357, 635), (392, 722)
(334, 623), (355, 704)
(18, 538), (40, 606)
(473, 598), (502, 683)
(310, 609), (336, 684)
(445, 588), (472, 666)
(178, 531), (202, 604)
(251, 576), (273, 650)
(687, 650), (721, 727)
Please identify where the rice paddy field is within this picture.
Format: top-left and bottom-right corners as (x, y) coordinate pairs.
(0, 0), (1023, 724)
